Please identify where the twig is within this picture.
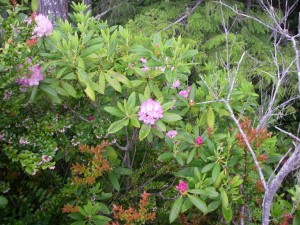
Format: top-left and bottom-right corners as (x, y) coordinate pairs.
(94, 3), (122, 20)
(274, 126), (300, 142)
(162, 0), (204, 31)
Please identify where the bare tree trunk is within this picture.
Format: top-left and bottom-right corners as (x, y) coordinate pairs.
(38, 0), (68, 21)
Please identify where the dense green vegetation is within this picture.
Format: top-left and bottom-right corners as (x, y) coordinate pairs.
(0, 0), (299, 224)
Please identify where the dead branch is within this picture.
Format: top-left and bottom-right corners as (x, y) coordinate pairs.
(162, 0), (204, 31)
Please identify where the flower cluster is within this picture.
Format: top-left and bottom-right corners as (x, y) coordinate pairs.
(176, 181), (188, 195)
(17, 64), (45, 87)
(138, 98), (163, 125)
(33, 14), (53, 37)
(195, 136), (204, 146)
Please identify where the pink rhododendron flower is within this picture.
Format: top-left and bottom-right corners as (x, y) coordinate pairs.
(88, 115), (95, 121)
(33, 14), (53, 37)
(178, 86), (191, 98)
(166, 130), (178, 138)
(140, 58), (147, 63)
(176, 181), (188, 194)
(160, 66), (166, 72)
(195, 136), (204, 146)
(138, 98), (163, 125)
(141, 66), (149, 72)
(179, 90), (189, 98)
(17, 64), (45, 87)
(171, 80), (180, 89)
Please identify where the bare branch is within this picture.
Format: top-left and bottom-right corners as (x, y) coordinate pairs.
(275, 126), (300, 142)
(162, 0), (204, 31)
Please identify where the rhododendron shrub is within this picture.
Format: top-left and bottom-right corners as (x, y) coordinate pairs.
(1, 2), (297, 225)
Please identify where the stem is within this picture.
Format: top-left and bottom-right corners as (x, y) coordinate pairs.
(42, 37), (47, 52)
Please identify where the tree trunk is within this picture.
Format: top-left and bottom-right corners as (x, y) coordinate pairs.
(38, 0), (68, 21)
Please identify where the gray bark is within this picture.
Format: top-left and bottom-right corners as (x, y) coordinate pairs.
(262, 145), (300, 225)
(38, 0), (68, 21)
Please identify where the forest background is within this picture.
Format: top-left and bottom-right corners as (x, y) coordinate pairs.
(0, 0), (300, 224)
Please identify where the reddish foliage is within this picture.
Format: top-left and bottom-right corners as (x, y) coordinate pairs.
(280, 213), (294, 225)
(254, 180), (265, 193)
(236, 117), (271, 149)
(26, 38), (38, 47)
(61, 204), (79, 213)
(108, 191), (155, 225)
(71, 141), (111, 185)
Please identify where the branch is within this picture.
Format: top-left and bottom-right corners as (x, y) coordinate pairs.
(162, 0), (204, 31)
(94, 3), (123, 20)
(274, 126), (300, 142)
(222, 99), (267, 189)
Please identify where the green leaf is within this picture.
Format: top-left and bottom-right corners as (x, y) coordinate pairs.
(139, 123), (151, 140)
(84, 84), (95, 101)
(98, 72), (105, 94)
(107, 119), (128, 133)
(81, 44), (103, 57)
(187, 148), (196, 164)
(130, 117), (140, 128)
(293, 211), (300, 225)
(40, 85), (61, 104)
(31, 0), (38, 12)
(207, 107), (215, 128)
(71, 221), (86, 225)
(157, 153), (173, 162)
(181, 199), (193, 213)
(188, 188), (218, 198)
(169, 195), (183, 223)
(104, 107), (125, 118)
(220, 188), (229, 208)
(144, 84), (151, 99)
(189, 84), (196, 100)
(162, 112), (182, 123)
(30, 86), (38, 103)
(187, 194), (208, 214)
(0, 196), (8, 208)
(114, 167), (133, 175)
(127, 92), (136, 108)
(222, 205), (232, 222)
(212, 164), (221, 182)
(181, 50), (198, 60)
(108, 172), (120, 191)
(162, 101), (176, 111)
(201, 162), (215, 173)
(155, 119), (166, 132)
(61, 82), (77, 98)
(68, 213), (84, 220)
(105, 73), (121, 92)
(208, 200), (221, 212)
(108, 31), (117, 57)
